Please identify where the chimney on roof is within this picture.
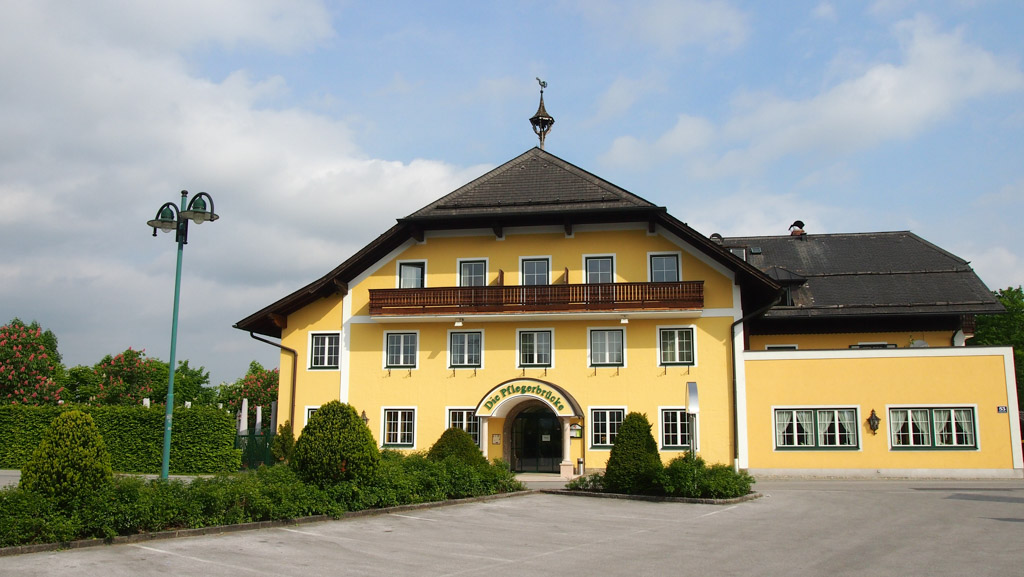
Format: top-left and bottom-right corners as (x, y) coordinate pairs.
(530, 78), (555, 150)
(789, 220), (806, 237)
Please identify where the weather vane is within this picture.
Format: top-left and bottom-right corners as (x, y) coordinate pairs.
(530, 78), (554, 149)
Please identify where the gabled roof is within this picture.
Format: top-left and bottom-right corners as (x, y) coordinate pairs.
(405, 148), (656, 221)
(234, 148), (779, 338)
(723, 231), (1003, 318)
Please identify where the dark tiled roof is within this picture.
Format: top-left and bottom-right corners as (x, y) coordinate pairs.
(405, 148), (656, 220)
(722, 231), (1002, 317)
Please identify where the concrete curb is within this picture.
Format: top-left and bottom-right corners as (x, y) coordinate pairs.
(0, 490), (536, 558)
(539, 489), (763, 505)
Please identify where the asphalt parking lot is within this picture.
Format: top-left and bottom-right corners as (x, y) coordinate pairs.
(3, 479), (1023, 577)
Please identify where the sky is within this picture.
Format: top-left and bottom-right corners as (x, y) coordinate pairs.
(1, 0), (1022, 387)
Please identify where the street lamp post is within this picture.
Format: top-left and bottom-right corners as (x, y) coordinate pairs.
(147, 190), (219, 480)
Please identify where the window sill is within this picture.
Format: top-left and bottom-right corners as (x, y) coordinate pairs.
(774, 446), (861, 451)
(308, 366), (339, 371)
(890, 445), (978, 451)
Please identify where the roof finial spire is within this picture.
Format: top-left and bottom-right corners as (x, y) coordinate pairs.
(530, 78), (554, 150)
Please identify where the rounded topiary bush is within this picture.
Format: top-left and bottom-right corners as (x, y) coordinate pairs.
(602, 412), (662, 495)
(19, 410), (113, 510)
(426, 427), (488, 469)
(292, 401), (380, 488)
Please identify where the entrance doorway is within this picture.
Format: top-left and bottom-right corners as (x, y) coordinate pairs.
(511, 406), (562, 473)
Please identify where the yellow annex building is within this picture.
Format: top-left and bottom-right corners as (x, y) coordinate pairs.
(236, 147), (1023, 479)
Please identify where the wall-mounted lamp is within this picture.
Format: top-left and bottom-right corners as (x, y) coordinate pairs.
(454, 318), (464, 327)
(867, 409), (881, 435)
(620, 316), (629, 324)
(361, 410), (369, 426)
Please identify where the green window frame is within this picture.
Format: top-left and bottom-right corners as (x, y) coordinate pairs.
(659, 327), (694, 366)
(650, 254), (679, 282)
(383, 408), (415, 447)
(591, 408), (625, 447)
(519, 330), (552, 367)
(449, 331), (482, 368)
(385, 332), (417, 368)
(661, 408), (692, 449)
(890, 407), (977, 450)
(448, 409), (480, 446)
(460, 260), (486, 287)
(309, 333), (339, 369)
(775, 408), (859, 450)
(590, 329), (624, 366)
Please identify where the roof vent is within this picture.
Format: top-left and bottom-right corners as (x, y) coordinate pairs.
(789, 220), (806, 238)
(710, 233), (723, 244)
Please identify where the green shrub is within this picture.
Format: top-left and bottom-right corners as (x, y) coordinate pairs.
(292, 401), (380, 488)
(655, 455), (754, 499)
(426, 427), (488, 469)
(271, 419), (296, 463)
(565, 471), (604, 491)
(699, 464), (755, 499)
(655, 454), (706, 498)
(602, 412), (662, 495)
(481, 458), (525, 493)
(0, 486), (80, 547)
(19, 410), (113, 510)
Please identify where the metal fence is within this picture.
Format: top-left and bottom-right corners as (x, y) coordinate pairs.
(236, 431), (277, 470)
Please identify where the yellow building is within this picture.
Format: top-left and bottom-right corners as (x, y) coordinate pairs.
(235, 148), (1022, 479)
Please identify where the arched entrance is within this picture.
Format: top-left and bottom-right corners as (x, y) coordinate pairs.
(510, 404), (561, 473)
(473, 378), (584, 477)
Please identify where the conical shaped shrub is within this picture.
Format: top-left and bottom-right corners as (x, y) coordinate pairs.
(602, 412), (662, 495)
(427, 427), (488, 469)
(19, 410), (113, 510)
(292, 401), (380, 488)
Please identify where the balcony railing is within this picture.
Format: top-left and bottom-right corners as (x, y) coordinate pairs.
(369, 281), (704, 316)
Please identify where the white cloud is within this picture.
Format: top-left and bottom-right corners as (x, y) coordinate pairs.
(579, 0), (749, 53)
(0, 2), (474, 385)
(813, 2), (838, 21)
(604, 16), (1024, 178)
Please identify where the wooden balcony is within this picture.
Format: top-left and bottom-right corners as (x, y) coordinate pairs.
(369, 281), (704, 316)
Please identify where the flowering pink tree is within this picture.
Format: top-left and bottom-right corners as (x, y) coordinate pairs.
(92, 348), (165, 405)
(0, 318), (63, 405)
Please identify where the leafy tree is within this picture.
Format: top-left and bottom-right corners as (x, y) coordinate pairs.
(149, 360), (211, 406)
(603, 412), (663, 495)
(220, 361), (279, 429)
(19, 410), (113, 511)
(0, 318), (64, 405)
(970, 286), (1024, 409)
(92, 348), (164, 405)
(58, 364), (104, 403)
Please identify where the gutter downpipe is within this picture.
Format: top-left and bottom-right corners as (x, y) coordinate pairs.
(249, 332), (298, 429)
(730, 293), (782, 468)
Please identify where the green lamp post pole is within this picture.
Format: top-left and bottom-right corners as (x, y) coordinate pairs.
(148, 190), (219, 480)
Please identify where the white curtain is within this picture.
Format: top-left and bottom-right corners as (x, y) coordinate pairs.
(817, 410), (835, 446)
(838, 410), (856, 446)
(911, 409), (931, 445)
(934, 409), (951, 446)
(954, 409), (975, 446)
(776, 411), (792, 446)
(796, 410), (814, 445)
(890, 410), (907, 445)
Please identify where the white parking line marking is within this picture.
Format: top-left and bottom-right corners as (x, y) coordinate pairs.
(129, 544), (263, 573)
(390, 513), (438, 521)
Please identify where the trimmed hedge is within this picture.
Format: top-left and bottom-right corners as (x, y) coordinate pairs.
(0, 404), (239, 474)
(0, 455), (525, 548)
